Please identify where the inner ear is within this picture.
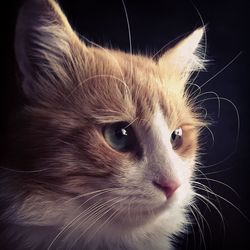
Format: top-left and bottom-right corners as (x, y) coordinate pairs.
(152, 31), (190, 61)
(15, 0), (87, 100)
(157, 27), (205, 89)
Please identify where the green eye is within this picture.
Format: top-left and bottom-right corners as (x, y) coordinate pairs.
(170, 127), (183, 150)
(103, 122), (136, 152)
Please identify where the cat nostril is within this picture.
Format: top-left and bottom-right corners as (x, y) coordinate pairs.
(153, 180), (180, 199)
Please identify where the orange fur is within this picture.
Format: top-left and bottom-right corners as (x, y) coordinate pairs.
(2, 1), (208, 249)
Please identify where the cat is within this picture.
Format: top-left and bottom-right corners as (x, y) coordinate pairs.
(0, 0), (206, 249)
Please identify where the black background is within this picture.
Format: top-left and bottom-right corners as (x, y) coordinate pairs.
(2, 0), (250, 249)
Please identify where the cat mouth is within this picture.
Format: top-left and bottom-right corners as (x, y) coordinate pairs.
(143, 199), (174, 215)
(127, 196), (176, 219)
(113, 200), (173, 229)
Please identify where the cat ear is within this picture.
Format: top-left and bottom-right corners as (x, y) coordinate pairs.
(158, 27), (205, 89)
(15, 0), (87, 99)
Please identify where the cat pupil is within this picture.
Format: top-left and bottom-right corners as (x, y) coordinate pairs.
(171, 131), (177, 141)
(171, 128), (183, 150)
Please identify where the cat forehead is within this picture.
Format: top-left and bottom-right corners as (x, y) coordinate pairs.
(89, 47), (159, 78)
(70, 47), (192, 128)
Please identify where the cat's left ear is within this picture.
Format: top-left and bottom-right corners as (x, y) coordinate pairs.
(15, 0), (88, 100)
(157, 27), (205, 89)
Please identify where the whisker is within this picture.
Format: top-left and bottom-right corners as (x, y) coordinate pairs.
(193, 51), (242, 95)
(186, 82), (202, 98)
(65, 188), (122, 203)
(124, 117), (139, 129)
(197, 185), (249, 222)
(189, 205), (206, 250)
(192, 180), (213, 196)
(194, 192), (226, 233)
(203, 125), (215, 148)
(190, 203), (212, 241)
(72, 197), (123, 247)
(190, 2), (207, 60)
(65, 74), (130, 101)
(78, 34), (125, 82)
(0, 166), (51, 173)
(195, 177), (240, 197)
(194, 167), (222, 209)
(196, 97), (240, 168)
(196, 106), (208, 119)
(185, 214), (194, 250)
(192, 180), (221, 213)
(196, 168), (232, 176)
(48, 190), (121, 249)
(121, 0), (133, 80)
(193, 91), (221, 118)
(85, 200), (125, 244)
(68, 199), (113, 249)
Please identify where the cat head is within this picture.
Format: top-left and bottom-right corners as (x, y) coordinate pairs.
(12, 0), (205, 236)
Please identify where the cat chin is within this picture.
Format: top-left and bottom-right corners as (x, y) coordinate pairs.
(70, 206), (187, 250)
(111, 199), (177, 230)
(80, 192), (191, 250)
(52, 209), (186, 250)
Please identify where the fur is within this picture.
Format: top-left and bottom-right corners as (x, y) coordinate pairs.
(1, 0), (206, 249)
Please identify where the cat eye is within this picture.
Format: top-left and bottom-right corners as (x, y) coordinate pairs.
(103, 122), (136, 152)
(170, 128), (183, 150)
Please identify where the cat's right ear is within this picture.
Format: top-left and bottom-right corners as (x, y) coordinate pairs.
(15, 0), (88, 100)
(157, 28), (205, 91)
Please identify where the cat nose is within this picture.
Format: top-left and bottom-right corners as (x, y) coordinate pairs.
(153, 179), (180, 199)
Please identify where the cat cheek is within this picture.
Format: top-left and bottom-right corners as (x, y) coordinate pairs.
(85, 142), (132, 174)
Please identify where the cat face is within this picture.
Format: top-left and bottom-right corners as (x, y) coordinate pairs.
(12, 0), (205, 239)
